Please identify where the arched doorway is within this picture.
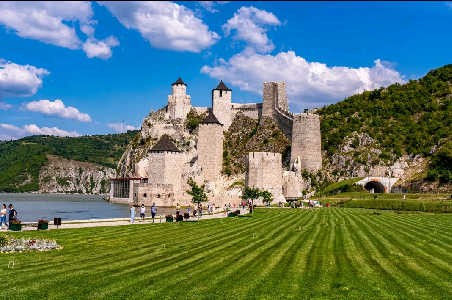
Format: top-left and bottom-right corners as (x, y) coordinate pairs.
(364, 181), (386, 193)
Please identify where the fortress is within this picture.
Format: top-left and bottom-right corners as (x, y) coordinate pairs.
(110, 78), (322, 206)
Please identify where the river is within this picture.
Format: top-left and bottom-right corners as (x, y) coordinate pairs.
(0, 193), (176, 222)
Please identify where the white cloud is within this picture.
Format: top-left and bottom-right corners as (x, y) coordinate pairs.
(99, 1), (220, 53)
(222, 6), (281, 53)
(0, 123), (80, 140)
(201, 51), (406, 110)
(21, 99), (92, 122)
(107, 123), (139, 133)
(197, 1), (230, 13)
(0, 102), (11, 110)
(83, 36), (120, 60)
(0, 2), (118, 59)
(0, 60), (50, 98)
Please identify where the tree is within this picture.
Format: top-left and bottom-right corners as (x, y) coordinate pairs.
(241, 186), (261, 216)
(186, 177), (208, 221)
(260, 190), (273, 206)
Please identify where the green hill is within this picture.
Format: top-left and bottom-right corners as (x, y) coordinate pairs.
(0, 131), (138, 192)
(318, 64), (452, 183)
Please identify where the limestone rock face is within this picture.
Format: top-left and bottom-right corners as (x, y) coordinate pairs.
(39, 155), (115, 194)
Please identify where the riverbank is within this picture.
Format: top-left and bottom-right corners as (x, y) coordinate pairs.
(5, 208), (250, 231)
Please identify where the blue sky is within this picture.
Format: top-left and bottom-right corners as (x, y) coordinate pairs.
(0, 1), (451, 140)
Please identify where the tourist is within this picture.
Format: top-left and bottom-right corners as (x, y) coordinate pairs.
(151, 203), (157, 223)
(8, 204), (17, 229)
(187, 205), (191, 215)
(212, 203), (216, 214)
(207, 202), (211, 214)
(242, 201), (246, 209)
(233, 203), (236, 208)
(228, 203), (231, 208)
(199, 204), (203, 217)
(194, 204), (198, 217)
(223, 204), (228, 215)
(140, 204), (146, 221)
(130, 204), (136, 222)
(176, 203), (181, 216)
(0, 204), (7, 229)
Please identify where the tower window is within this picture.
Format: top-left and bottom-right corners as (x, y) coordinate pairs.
(143, 193), (147, 198)
(220, 90), (223, 97)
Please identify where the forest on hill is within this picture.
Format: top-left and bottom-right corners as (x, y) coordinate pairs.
(0, 131), (138, 192)
(318, 64), (452, 183)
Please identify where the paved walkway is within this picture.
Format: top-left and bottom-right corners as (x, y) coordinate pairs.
(8, 208), (250, 232)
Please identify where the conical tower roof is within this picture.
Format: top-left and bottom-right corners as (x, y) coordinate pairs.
(200, 111), (223, 126)
(149, 134), (181, 152)
(214, 80), (231, 91)
(171, 77), (187, 86)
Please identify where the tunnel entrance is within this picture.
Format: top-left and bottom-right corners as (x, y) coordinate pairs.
(364, 181), (386, 193)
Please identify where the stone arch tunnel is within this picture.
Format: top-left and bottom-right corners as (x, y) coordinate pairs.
(355, 177), (400, 194)
(364, 181), (386, 193)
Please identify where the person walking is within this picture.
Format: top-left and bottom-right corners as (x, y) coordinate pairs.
(199, 204), (203, 217)
(212, 203), (216, 214)
(140, 204), (146, 221)
(194, 204), (198, 217)
(8, 204), (17, 230)
(207, 203), (211, 214)
(0, 204), (7, 229)
(223, 204), (228, 215)
(151, 203), (157, 223)
(187, 205), (191, 215)
(130, 204), (136, 222)
(176, 203), (181, 216)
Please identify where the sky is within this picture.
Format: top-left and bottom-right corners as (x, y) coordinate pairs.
(0, 1), (451, 140)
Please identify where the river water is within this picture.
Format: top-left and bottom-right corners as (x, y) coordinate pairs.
(0, 193), (176, 222)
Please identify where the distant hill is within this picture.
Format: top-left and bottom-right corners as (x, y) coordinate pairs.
(317, 64), (452, 187)
(0, 131), (139, 192)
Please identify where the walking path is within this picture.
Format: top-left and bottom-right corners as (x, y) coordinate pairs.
(10, 208), (250, 232)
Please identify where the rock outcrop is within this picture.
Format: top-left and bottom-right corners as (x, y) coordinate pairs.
(39, 155), (115, 194)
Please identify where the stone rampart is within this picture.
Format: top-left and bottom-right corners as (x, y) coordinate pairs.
(133, 183), (173, 206)
(231, 103), (262, 120)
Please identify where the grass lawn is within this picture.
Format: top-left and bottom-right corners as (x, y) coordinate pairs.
(2, 208), (452, 299)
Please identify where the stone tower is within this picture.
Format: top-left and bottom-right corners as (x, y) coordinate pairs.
(147, 134), (184, 194)
(245, 152), (283, 201)
(212, 80), (232, 131)
(197, 112), (224, 182)
(291, 113), (322, 171)
(167, 77), (191, 120)
(262, 81), (289, 118)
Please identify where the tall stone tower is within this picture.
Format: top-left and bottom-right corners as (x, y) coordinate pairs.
(212, 80), (232, 131)
(147, 134), (184, 194)
(245, 152), (283, 201)
(262, 81), (289, 118)
(291, 113), (322, 171)
(197, 112), (224, 182)
(167, 77), (191, 120)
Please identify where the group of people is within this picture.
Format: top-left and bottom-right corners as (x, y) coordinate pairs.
(129, 203), (158, 223)
(187, 203), (221, 217)
(0, 204), (17, 230)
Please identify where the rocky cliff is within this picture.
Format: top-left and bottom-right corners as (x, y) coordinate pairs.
(39, 155), (115, 194)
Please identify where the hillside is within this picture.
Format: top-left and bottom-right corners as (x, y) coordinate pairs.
(0, 131), (138, 192)
(317, 64), (452, 190)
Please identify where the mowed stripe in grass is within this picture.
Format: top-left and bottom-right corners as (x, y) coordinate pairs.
(2, 209), (452, 299)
